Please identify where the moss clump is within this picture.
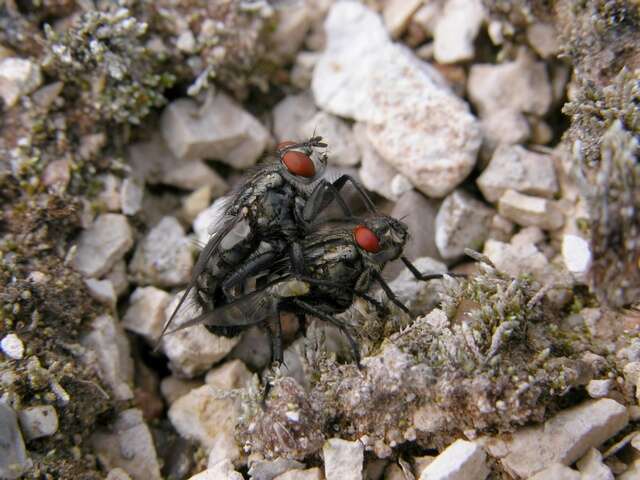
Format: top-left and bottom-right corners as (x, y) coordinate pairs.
(0, 182), (114, 479)
(43, 6), (175, 125)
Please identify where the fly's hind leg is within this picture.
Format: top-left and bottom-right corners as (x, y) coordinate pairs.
(399, 256), (467, 282)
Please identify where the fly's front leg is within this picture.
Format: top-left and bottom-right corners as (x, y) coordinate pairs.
(331, 174), (377, 213)
(357, 292), (390, 317)
(372, 270), (410, 315)
(400, 256), (467, 282)
(303, 180), (353, 224)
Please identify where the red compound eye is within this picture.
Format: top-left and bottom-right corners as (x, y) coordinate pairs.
(277, 140), (296, 150)
(353, 226), (380, 253)
(282, 150), (316, 178)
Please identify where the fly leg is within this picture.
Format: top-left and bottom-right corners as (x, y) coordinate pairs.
(400, 256), (467, 281)
(330, 174), (377, 213)
(291, 299), (362, 368)
(302, 180), (354, 224)
(372, 270), (411, 315)
(357, 293), (390, 317)
(262, 309), (285, 404)
(220, 250), (278, 295)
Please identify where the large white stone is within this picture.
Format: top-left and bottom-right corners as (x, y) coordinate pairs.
(418, 440), (489, 480)
(435, 189), (493, 260)
(312, 2), (480, 198)
(498, 190), (564, 231)
(482, 399), (628, 478)
(433, 0), (485, 64)
(169, 385), (238, 452)
(17, 406), (58, 440)
(468, 50), (552, 117)
(129, 216), (194, 287)
(122, 286), (171, 345)
(81, 314), (134, 401)
(71, 214), (134, 278)
(161, 93), (269, 168)
(0, 57), (42, 107)
(161, 290), (239, 377)
(91, 409), (161, 480)
(477, 145), (558, 203)
(323, 438), (364, 480)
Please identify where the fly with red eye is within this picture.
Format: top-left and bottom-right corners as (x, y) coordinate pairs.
(353, 225), (380, 253)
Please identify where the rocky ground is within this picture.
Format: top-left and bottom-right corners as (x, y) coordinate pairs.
(0, 0), (639, 479)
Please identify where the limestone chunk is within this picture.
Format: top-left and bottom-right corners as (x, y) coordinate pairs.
(498, 190), (564, 231)
(122, 286), (171, 344)
(323, 438), (364, 480)
(418, 440), (489, 480)
(17, 406), (58, 440)
(0, 57), (42, 107)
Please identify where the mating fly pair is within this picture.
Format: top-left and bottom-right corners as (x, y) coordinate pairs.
(157, 136), (451, 369)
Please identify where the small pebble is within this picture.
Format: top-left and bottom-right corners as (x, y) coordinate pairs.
(1, 334), (24, 360)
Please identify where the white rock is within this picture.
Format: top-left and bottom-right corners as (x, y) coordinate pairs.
(488, 214), (515, 242)
(274, 468), (323, 480)
(207, 430), (242, 468)
(483, 239), (558, 283)
(477, 145), (558, 203)
(312, 2), (481, 198)
(91, 409), (161, 480)
(528, 463), (581, 480)
(71, 214), (134, 278)
(161, 93), (269, 168)
(169, 385), (238, 451)
(526, 23), (559, 59)
(129, 216), (194, 287)
(562, 234), (592, 279)
(161, 290), (239, 377)
(162, 160), (228, 193)
(177, 30), (196, 53)
(249, 458), (306, 480)
(122, 286), (171, 344)
(575, 448), (614, 480)
(383, 0), (423, 38)
(84, 278), (117, 308)
(81, 315), (134, 401)
(106, 260), (129, 298)
(160, 375), (203, 405)
(479, 109), (530, 159)
(390, 174), (413, 198)
(498, 190), (564, 230)
(300, 111), (360, 166)
(271, 3), (312, 58)
(355, 122), (404, 201)
(97, 174), (122, 212)
(181, 186), (212, 224)
(418, 439), (488, 480)
(433, 0), (485, 64)
(272, 93), (318, 143)
(121, 178), (144, 216)
(323, 438), (364, 480)
(106, 468), (132, 480)
(481, 399), (629, 478)
(0, 57), (42, 107)
(189, 460), (243, 480)
(290, 51), (320, 89)
(435, 189), (493, 260)
(0, 401), (31, 479)
(204, 359), (252, 390)
(42, 159), (70, 191)
(468, 50), (552, 117)
(1, 334), (24, 360)
(586, 379), (614, 399)
(17, 406), (58, 440)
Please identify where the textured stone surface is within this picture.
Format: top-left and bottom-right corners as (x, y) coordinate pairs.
(468, 50), (552, 117)
(418, 440), (489, 480)
(477, 145), (558, 203)
(161, 93), (269, 168)
(272, 93), (318, 143)
(528, 464), (581, 480)
(91, 409), (161, 480)
(129, 216), (194, 287)
(0, 57), (42, 107)
(122, 286), (171, 344)
(0, 401), (31, 479)
(71, 214), (134, 278)
(312, 2), (480, 197)
(323, 438), (364, 480)
(433, 0), (485, 64)
(435, 189), (493, 260)
(84, 278), (117, 309)
(248, 458), (306, 480)
(81, 314), (134, 401)
(498, 190), (564, 230)
(160, 290), (239, 377)
(1, 333), (24, 360)
(17, 405), (59, 440)
(482, 399), (628, 478)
